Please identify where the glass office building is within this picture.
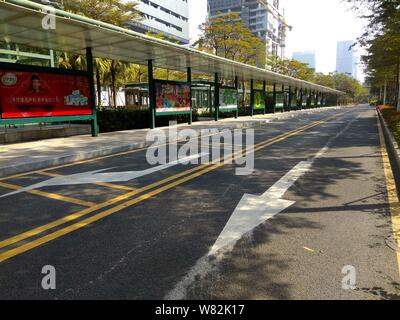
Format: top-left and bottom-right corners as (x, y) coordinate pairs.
(207, 0), (290, 58)
(292, 51), (316, 70)
(336, 40), (358, 79)
(130, 0), (190, 44)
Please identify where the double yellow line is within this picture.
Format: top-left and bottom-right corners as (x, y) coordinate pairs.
(0, 112), (346, 263)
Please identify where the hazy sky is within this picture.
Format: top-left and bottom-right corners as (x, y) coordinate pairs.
(188, 0), (366, 80)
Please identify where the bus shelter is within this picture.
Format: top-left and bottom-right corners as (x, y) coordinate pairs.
(0, 0), (345, 134)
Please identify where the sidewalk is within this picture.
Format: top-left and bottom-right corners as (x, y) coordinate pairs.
(0, 108), (340, 178)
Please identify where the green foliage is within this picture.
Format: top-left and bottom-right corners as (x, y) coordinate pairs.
(346, 0), (400, 106)
(63, 0), (141, 26)
(268, 58), (315, 81)
(379, 105), (400, 144)
(194, 11), (366, 103)
(195, 12), (266, 67)
(61, 0), (142, 108)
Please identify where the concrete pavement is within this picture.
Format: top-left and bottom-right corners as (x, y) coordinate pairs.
(0, 105), (399, 300)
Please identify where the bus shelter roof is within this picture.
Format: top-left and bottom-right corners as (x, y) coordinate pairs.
(0, 0), (344, 95)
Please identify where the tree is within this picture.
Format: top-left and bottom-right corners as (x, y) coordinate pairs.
(62, 0), (142, 107)
(347, 0), (400, 108)
(195, 13), (266, 105)
(195, 12), (266, 67)
(268, 58), (315, 81)
(63, 0), (141, 26)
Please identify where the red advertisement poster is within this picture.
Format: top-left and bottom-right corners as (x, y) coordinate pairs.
(0, 70), (92, 119)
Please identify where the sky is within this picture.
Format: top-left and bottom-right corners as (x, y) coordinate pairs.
(188, 0), (366, 81)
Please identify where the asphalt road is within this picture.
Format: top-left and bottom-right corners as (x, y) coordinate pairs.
(0, 105), (399, 300)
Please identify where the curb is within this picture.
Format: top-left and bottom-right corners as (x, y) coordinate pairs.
(0, 106), (342, 178)
(0, 118), (270, 178)
(377, 109), (400, 184)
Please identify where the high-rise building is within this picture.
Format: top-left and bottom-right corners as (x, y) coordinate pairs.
(292, 51), (316, 69)
(207, 0), (290, 58)
(336, 40), (358, 78)
(130, 0), (190, 44)
(31, 1), (190, 44)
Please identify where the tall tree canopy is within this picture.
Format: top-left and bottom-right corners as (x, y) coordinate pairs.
(63, 0), (141, 26)
(346, 0), (400, 107)
(61, 0), (142, 107)
(195, 12), (266, 67)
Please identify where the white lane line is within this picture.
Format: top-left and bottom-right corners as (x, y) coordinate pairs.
(0, 153), (207, 198)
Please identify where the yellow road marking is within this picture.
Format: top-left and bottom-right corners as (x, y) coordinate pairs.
(0, 120), (319, 251)
(37, 172), (137, 192)
(0, 164), (213, 250)
(377, 117), (400, 276)
(0, 181), (96, 207)
(0, 164), (223, 263)
(0, 112), (347, 262)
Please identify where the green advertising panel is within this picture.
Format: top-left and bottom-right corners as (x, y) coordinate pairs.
(275, 92), (284, 109)
(253, 90), (265, 110)
(219, 87), (238, 111)
(291, 94), (298, 108)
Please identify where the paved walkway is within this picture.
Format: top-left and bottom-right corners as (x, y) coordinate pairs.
(0, 108), (340, 177)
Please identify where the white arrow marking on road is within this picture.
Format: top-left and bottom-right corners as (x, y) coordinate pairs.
(209, 160), (312, 256)
(0, 153), (207, 198)
(165, 160), (313, 300)
(166, 116), (358, 300)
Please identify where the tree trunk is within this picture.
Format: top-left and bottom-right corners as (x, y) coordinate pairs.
(397, 68), (400, 112)
(396, 58), (400, 110)
(111, 61), (117, 109)
(96, 68), (102, 108)
(108, 87), (112, 108)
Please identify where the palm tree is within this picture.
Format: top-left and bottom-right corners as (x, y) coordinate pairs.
(93, 58), (111, 108)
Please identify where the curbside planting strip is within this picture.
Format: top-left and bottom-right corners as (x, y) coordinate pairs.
(377, 108), (400, 193)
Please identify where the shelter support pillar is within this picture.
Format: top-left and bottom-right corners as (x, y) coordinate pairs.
(300, 88), (304, 109)
(235, 76), (239, 119)
(250, 79), (254, 117)
(148, 59), (156, 129)
(288, 86), (292, 111)
(86, 47), (98, 137)
(306, 89), (309, 108)
(273, 83), (277, 113)
(187, 67), (192, 125)
(282, 84), (285, 112)
(214, 73), (219, 121)
(263, 81), (266, 115)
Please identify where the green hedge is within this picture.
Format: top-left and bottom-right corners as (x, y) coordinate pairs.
(97, 108), (199, 133)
